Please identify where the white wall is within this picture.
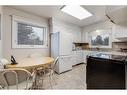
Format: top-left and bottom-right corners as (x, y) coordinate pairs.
(82, 21), (114, 43)
(0, 6), (2, 58)
(2, 7), (50, 59)
(50, 18), (82, 43)
(0, 15), (1, 58)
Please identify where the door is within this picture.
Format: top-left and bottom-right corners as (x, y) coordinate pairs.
(59, 32), (72, 56)
(51, 32), (59, 58)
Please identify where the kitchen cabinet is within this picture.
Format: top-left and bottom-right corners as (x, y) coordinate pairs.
(83, 50), (95, 63)
(126, 65), (127, 88)
(71, 51), (77, 66)
(76, 50), (84, 64)
(72, 50), (127, 66)
(71, 50), (84, 66)
(112, 24), (127, 42)
(86, 55), (126, 89)
(112, 25), (121, 42)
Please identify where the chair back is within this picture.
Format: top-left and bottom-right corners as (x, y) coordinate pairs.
(0, 58), (9, 71)
(0, 58), (9, 65)
(52, 57), (59, 70)
(0, 84), (3, 89)
(0, 62), (4, 70)
(2, 68), (32, 89)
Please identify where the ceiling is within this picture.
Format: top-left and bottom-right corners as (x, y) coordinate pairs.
(8, 5), (126, 27)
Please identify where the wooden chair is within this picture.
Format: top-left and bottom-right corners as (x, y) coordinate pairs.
(0, 58), (9, 65)
(35, 57), (59, 89)
(49, 56), (59, 85)
(0, 62), (4, 70)
(1, 68), (36, 90)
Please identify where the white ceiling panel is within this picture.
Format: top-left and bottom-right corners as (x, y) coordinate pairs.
(7, 5), (127, 27)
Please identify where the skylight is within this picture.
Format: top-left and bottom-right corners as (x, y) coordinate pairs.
(61, 5), (93, 20)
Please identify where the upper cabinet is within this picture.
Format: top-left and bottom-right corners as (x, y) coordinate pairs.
(112, 22), (127, 42)
(106, 6), (127, 42)
(105, 6), (127, 42)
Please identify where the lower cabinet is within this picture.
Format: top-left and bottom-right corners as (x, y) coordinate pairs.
(71, 51), (77, 66)
(71, 50), (84, 66)
(76, 51), (84, 64)
(86, 57), (125, 89)
(71, 56), (77, 66)
(71, 50), (95, 66)
(83, 50), (95, 63)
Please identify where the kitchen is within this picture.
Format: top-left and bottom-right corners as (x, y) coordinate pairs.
(50, 6), (127, 89)
(0, 5), (127, 89)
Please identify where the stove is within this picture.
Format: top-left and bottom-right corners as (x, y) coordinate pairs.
(89, 53), (127, 62)
(87, 53), (126, 89)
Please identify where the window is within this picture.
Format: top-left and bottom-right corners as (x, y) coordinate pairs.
(12, 16), (48, 48)
(91, 34), (109, 46)
(89, 29), (112, 48)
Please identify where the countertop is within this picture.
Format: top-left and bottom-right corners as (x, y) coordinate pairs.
(88, 53), (127, 63)
(73, 49), (127, 56)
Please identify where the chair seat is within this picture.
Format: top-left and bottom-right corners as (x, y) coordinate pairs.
(3, 79), (33, 90)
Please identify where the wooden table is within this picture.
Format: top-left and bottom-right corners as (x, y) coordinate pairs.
(6, 57), (54, 69)
(5, 57), (54, 89)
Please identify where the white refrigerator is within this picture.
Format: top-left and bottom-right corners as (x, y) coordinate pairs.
(51, 32), (72, 74)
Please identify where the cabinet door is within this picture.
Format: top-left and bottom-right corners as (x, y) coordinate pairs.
(71, 51), (77, 66)
(83, 51), (93, 63)
(76, 52), (83, 63)
(112, 25), (121, 42)
(114, 24), (127, 38)
(59, 32), (72, 55)
(71, 56), (77, 66)
(51, 32), (59, 58)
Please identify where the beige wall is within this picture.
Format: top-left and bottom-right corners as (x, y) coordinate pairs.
(0, 6), (2, 13)
(50, 18), (82, 42)
(49, 18), (82, 56)
(2, 7), (50, 60)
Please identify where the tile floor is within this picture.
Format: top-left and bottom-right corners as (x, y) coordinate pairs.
(41, 63), (86, 90)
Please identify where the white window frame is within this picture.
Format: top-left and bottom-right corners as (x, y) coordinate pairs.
(12, 15), (48, 49)
(89, 29), (112, 48)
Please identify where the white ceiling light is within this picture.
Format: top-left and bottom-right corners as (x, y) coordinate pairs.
(61, 5), (93, 20)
